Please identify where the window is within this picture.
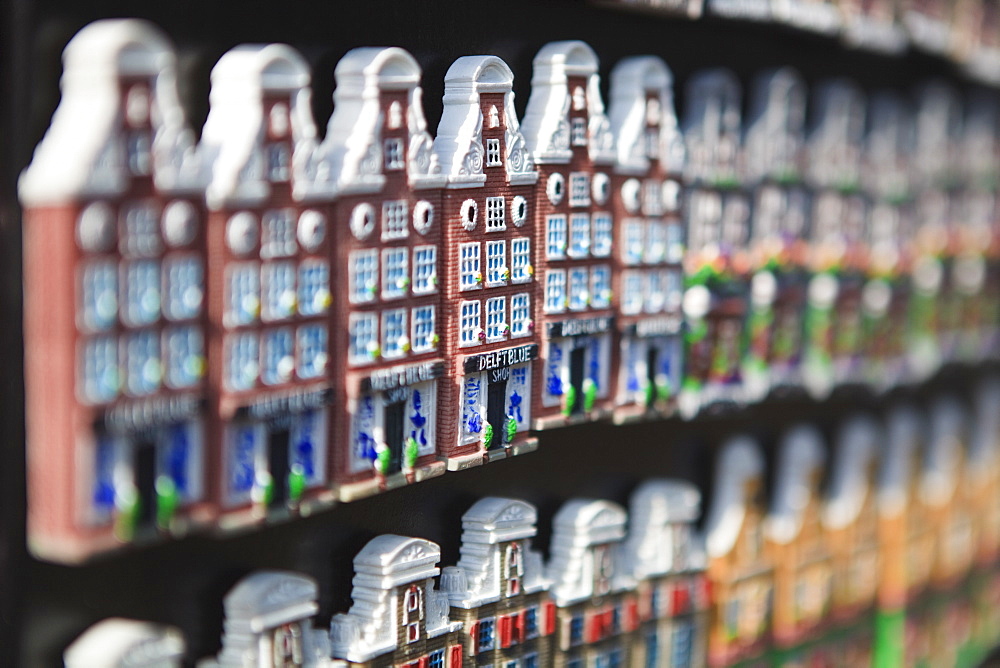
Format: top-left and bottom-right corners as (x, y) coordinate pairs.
(592, 214), (612, 257)
(382, 247), (409, 300)
(349, 250), (378, 303)
(568, 268), (589, 311)
(81, 260), (118, 331)
(477, 618), (496, 652)
(265, 142), (290, 182)
(486, 196), (506, 231)
(261, 209), (297, 258)
(403, 585), (423, 644)
(646, 271), (666, 313)
(505, 542), (523, 596)
(165, 326), (203, 389)
(569, 172), (590, 207)
(382, 309), (408, 359)
(569, 214), (590, 257)
(412, 306), (436, 353)
(297, 325), (327, 379)
(81, 336), (118, 403)
(486, 240), (507, 286)
(645, 128), (660, 159)
(643, 179), (663, 216)
(382, 200), (408, 240)
(459, 300), (481, 347)
(646, 221), (668, 264)
(164, 255), (203, 321)
(510, 293), (530, 338)
(122, 260), (160, 326)
(486, 297), (507, 342)
(262, 328), (294, 385)
(226, 263), (260, 326)
(666, 222), (684, 263)
(349, 313), (378, 364)
(569, 615), (585, 645)
(591, 266), (611, 309)
(460, 243), (481, 291)
(524, 655), (539, 668)
(486, 138), (502, 166)
(428, 650), (445, 668)
(261, 261), (296, 321)
(412, 246), (437, 294)
(225, 332), (259, 391)
(546, 215), (567, 259)
(624, 220), (644, 265)
(623, 271), (644, 315)
(121, 202), (160, 257)
(124, 330), (160, 396)
(524, 608), (539, 639)
(125, 130), (152, 176)
(384, 138), (404, 169)
(545, 270), (566, 313)
(298, 260), (330, 315)
(571, 117), (587, 146)
(511, 238), (531, 283)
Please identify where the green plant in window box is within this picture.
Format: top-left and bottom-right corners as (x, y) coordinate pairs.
(155, 475), (179, 531)
(404, 437), (419, 469)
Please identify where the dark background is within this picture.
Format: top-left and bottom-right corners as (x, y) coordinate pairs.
(0, 0), (993, 665)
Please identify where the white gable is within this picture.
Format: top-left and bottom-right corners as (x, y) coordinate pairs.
(547, 498), (629, 606)
(705, 435), (765, 558)
(823, 415), (879, 529)
(65, 618), (184, 668)
(744, 67), (806, 183)
(682, 68), (743, 185)
(806, 79), (866, 189)
(767, 425), (825, 544)
(625, 479), (702, 579)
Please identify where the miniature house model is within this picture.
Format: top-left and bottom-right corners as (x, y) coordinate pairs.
(64, 618), (186, 668)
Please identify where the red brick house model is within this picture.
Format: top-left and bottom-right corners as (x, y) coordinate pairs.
(606, 56), (687, 423)
(766, 426), (832, 650)
(521, 41), (618, 429)
(19, 19), (210, 560)
(433, 55), (540, 468)
(330, 535), (464, 667)
(440, 497), (556, 667)
(679, 70), (751, 417)
(704, 436), (772, 666)
(743, 68), (811, 400)
(546, 499), (635, 668)
(200, 44), (332, 527)
(317, 48), (448, 501)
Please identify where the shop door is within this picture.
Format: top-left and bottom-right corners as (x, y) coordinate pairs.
(268, 429), (290, 508)
(646, 346), (659, 407)
(487, 367), (510, 449)
(384, 399), (406, 474)
(569, 345), (586, 415)
(135, 441), (157, 529)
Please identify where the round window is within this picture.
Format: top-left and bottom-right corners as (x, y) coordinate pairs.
(162, 200), (198, 247)
(350, 203), (376, 240)
(461, 199), (478, 231)
(298, 210), (326, 250)
(621, 178), (641, 214)
(547, 173), (565, 205)
(414, 201), (434, 234)
(592, 173), (610, 205)
(76, 202), (116, 253)
(511, 196), (528, 227)
(226, 212), (259, 256)
(661, 180), (681, 212)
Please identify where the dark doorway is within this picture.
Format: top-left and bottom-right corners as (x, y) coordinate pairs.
(268, 429), (290, 508)
(646, 346), (660, 407)
(569, 345), (586, 415)
(487, 367), (510, 449)
(134, 441), (157, 529)
(384, 399), (406, 474)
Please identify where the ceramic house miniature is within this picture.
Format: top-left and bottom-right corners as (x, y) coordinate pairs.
(838, 0), (908, 53)
(65, 618), (185, 668)
(704, 435), (772, 666)
(19, 19), (210, 561)
(802, 80), (869, 397)
(861, 93), (915, 391)
(521, 41), (617, 429)
(200, 44), (333, 527)
(316, 47), (448, 501)
(433, 55), (540, 469)
(606, 56), (686, 423)
(766, 426), (832, 656)
(330, 535), (464, 667)
(742, 68), (810, 399)
(680, 70), (751, 417)
(623, 479), (709, 668)
(902, 0), (956, 54)
(771, 0), (841, 34)
(440, 497), (556, 667)
(546, 498), (636, 668)
(205, 570), (332, 667)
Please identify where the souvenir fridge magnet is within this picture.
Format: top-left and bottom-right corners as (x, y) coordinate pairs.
(680, 70), (751, 417)
(65, 618), (185, 668)
(521, 41), (617, 430)
(902, 0), (956, 54)
(607, 56), (686, 423)
(838, 0), (908, 53)
(743, 68), (810, 400)
(771, 0), (841, 34)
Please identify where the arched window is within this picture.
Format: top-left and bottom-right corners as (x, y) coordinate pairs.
(402, 584), (423, 643)
(505, 542), (523, 596)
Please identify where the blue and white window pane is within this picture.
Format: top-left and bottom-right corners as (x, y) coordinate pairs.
(225, 263), (260, 327)
(290, 409), (327, 485)
(592, 214), (613, 257)
(459, 300), (481, 347)
(381, 248), (409, 300)
(122, 260), (161, 327)
(569, 172), (590, 207)
(227, 422), (264, 505)
(92, 434), (120, 520)
(646, 271), (666, 313)
(544, 270), (566, 314)
(124, 330), (161, 396)
(125, 131), (152, 177)
(546, 215), (567, 259)
(666, 270), (683, 311)
(646, 221), (668, 264)
(298, 260), (330, 316)
(81, 336), (119, 403)
(296, 325), (328, 379)
(407, 383), (435, 456)
(591, 266), (611, 309)
(505, 363), (531, 433)
(666, 222), (685, 264)
(265, 143), (291, 183)
(461, 374), (484, 443)
(411, 306), (436, 353)
(80, 260), (118, 331)
(485, 297), (506, 342)
(351, 395), (377, 472)
(524, 655), (539, 668)
(262, 328), (295, 385)
(164, 326), (204, 389)
(486, 240), (506, 286)
(261, 209), (297, 259)
(349, 250), (378, 304)
(163, 255), (203, 321)
(671, 621), (693, 668)
(622, 271), (644, 315)
(510, 293), (530, 338)
(412, 245), (437, 294)
(569, 214), (590, 258)
(382, 309), (408, 359)
(510, 238), (531, 283)
(261, 261), (297, 322)
(428, 650), (445, 668)
(156, 420), (203, 502)
(349, 313), (378, 364)
(568, 268), (589, 311)
(459, 243), (481, 291)
(225, 332), (259, 391)
(120, 202), (160, 257)
(477, 619), (495, 651)
(624, 220), (645, 265)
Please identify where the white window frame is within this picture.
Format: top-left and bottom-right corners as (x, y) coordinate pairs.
(568, 214), (590, 258)
(646, 270), (666, 313)
(485, 240), (507, 287)
(459, 242), (481, 291)
(571, 117), (587, 146)
(569, 172), (590, 207)
(349, 250), (378, 304)
(163, 254), (202, 322)
(260, 209), (297, 259)
(384, 137), (404, 170)
(486, 138), (502, 167)
(261, 327), (295, 386)
(545, 270), (567, 314)
(382, 308), (408, 359)
(225, 262), (260, 327)
(646, 221), (668, 264)
(412, 245), (437, 294)
(510, 237), (531, 284)
(382, 200), (409, 241)
(297, 259), (330, 316)
(624, 219), (645, 266)
(411, 305), (436, 353)
(381, 247), (409, 300)
(261, 261), (297, 322)
(591, 213), (612, 258)
(510, 293), (531, 338)
(348, 312), (378, 365)
(459, 300), (482, 347)
(546, 215), (567, 260)
(642, 179), (664, 216)
(568, 268), (589, 311)
(296, 324), (328, 379)
(622, 271), (644, 315)
(591, 266), (611, 309)
(485, 296), (507, 343)
(122, 260), (161, 327)
(486, 196), (506, 232)
(225, 332), (259, 392)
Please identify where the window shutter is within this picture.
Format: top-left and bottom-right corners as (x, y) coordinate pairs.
(499, 614), (512, 648)
(449, 644), (463, 668)
(626, 599), (640, 632)
(587, 612), (602, 644)
(469, 621), (480, 654)
(544, 601), (557, 636)
(418, 656), (429, 668)
(514, 610), (526, 643)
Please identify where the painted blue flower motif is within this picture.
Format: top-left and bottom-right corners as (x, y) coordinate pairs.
(410, 390), (428, 446)
(547, 372), (563, 396)
(508, 391), (523, 423)
(166, 424), (190, 495)
(588, 339), (601, 385)
(231, 428), (257, 494)
(357, 431), (376, 461)
(295, 433), (315, 478)
(93, 439), (115, 509)
(467, 412), (483, 434)
(626, 371), (640, 392)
